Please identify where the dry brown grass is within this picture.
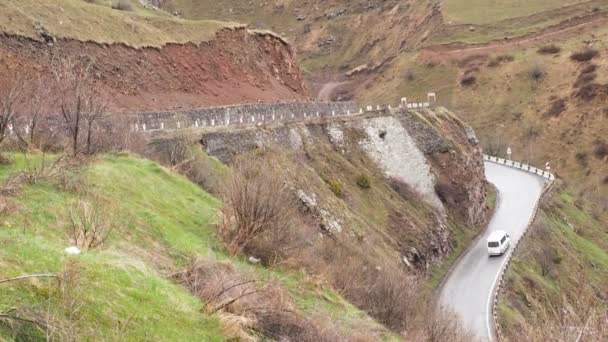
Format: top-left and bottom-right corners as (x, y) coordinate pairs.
(173, 259), (343, 341)
(410, 306), (478, 342)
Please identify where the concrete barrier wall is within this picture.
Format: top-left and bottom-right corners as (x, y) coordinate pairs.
(483, 153), (556, 341)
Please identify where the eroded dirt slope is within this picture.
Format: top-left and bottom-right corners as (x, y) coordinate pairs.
(0, 28), (309, 111)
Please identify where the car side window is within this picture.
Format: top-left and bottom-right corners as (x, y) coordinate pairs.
(501, 236), (506, 244)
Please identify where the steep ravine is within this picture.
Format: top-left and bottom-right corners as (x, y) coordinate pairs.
(152, 107), (490, 306)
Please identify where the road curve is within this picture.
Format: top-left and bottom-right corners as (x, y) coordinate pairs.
(439, 162), (545, 341)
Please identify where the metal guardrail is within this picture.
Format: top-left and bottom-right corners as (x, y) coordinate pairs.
(483, 154), (555, 181)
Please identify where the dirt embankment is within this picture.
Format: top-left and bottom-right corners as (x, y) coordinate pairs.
(0, 28), (309, 111)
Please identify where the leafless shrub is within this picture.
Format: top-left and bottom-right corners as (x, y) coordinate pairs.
(574, 83), (601, 101)
(537, 45), (561, 55)
(573, 72), (596, 88)
(157, 132), (193, 167)
(89, 115), (146, 155)
(580, 64), (598, 74)
(219, 154), (296, 255)
(112, 0), (134, 11)
(513, 283), (608, 342)
(174, 259), (340, 341)
(0, 70), (26, 160)
(390, 178), (422, 202)
(457, 54), (488, 68)
(60, 259), (83, 341)
(411, 306), (477, 342)
(483, 140), (507, 158)
(530, 62), (545, 81)
(535, 244), (559, 277)
(404, 69), (415, 81)
(11, 74), (54, 151)
(52, 59), (108, 156)
(326, 247), (418, 331)
(570, 48), (599, 62)
(544, 98), (567, 118)
(0, 307), (53, 340)
(593, 140), (608, 160)
(575, 152), (588, 167)
(174, 151), (221, 194)
(487, 54), (514, 67)
(434, 179), (457, 205)
(460, 75), (476, 86)
(66, 195), (113, 250)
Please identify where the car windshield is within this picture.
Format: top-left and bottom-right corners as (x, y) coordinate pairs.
(488, 241), (500, 248)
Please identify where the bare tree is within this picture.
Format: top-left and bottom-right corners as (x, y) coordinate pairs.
(12, 74), (54, 150)
(0, 72), (25, 155)
(52, 59), (107, 156)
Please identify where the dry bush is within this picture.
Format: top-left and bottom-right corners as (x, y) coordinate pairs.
(174, 152), (221, 194)
(544, 98), (567, 118)
(593, 140), (608, 160)
(434, 179), (457, 205)
(410, 306), (477, 342)
(52, 59), (108, 156)
(514, 285), (608, 342)
(356, 174), (371, 189)
(457, 54), (488, 68)
(173, 259), (341, 341)
(537, 45), (561, 55)
(530, 62), (545, 81)
(487, 54), (514, 67)
(575, 152), (588, 167)
(152, 133), (193, 167)
(219, 154), (296, 255)
(535, 243), (559, 277)
(460, 75), (476, 86)
(573, 72), (596, 88)
(324, 244), (418, 332)
(570, 48), (599, 62)
(89, 115), (146, 155)
(404, 69), (415, 81)
(66, 195), (113, 250)
(580, 64), (598, 74)
(390, 178), (423, 202)
(112, 0), (134, 11)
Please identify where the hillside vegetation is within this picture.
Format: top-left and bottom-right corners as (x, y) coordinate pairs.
(0, 0), (239, 47)
(0, 153), (392, 340)
(497, 184), (608, 340)
(359, 20), (608, 209)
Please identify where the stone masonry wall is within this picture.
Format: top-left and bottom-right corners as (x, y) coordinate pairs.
(134, 101), (360, 131)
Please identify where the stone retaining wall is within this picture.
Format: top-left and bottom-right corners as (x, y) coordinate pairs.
(133, 101), (361, 131)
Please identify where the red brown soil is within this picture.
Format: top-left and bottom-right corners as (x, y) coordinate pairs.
(0, 28), (309, 112)
(420, 13), (608, 65)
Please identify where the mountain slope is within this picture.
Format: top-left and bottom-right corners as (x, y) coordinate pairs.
(0, 153), (394, 341)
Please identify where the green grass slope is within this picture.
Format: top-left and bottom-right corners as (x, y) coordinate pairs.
(0, 153), (389, 341)
(497, 185), (608, 339)
(0, 0), (240, 47)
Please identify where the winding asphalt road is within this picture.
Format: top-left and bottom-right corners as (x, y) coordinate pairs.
(439, 162), (546, 341)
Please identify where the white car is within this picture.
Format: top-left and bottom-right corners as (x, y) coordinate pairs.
(487, 230), (510, 256)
